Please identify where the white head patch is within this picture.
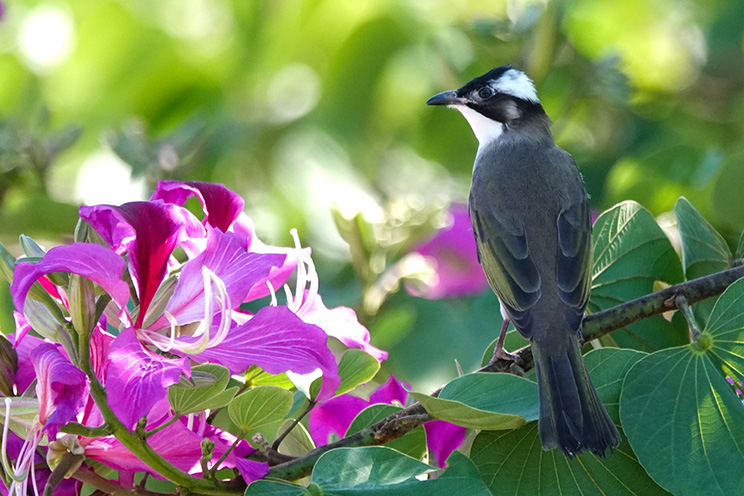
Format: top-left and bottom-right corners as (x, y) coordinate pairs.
(491, 68), (539, 103)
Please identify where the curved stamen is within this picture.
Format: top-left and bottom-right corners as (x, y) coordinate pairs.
(287, 229), (319, 316)
(137, 268), (232, 354)
(267, 281), (278, 307)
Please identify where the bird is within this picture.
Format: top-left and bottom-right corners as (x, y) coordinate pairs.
(426, 65), (619, 457)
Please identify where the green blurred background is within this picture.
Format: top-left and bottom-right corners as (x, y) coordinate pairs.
(1, 0), (743, 391)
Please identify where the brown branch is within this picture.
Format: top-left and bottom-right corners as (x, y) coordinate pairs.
(266, 264), (744, 481)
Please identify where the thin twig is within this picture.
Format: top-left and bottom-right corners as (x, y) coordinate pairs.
(44, 453), (84, 496)
(271, 401), (316, 452)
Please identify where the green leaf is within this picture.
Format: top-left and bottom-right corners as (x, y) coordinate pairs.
(675, 197), (732, 280)
(346, 404), (426, 459)
(19, 234), (47, 258)
(428, 451), (492, 496)
(411, 373), (538, 430)
(0, 242), (16, 283)
(470, 349), (669, 496)
(168, 364), (237, 416)
(288, 370), (323, 401)
(334, 349), (381, 397)
(0, 398), (41, 440)
(674, 197), (732, 324)
(228, 385), (293, 433)
(247, 450), (491, 495)
(737, 229), (744, 259)
(313, 446), (434, 489)
(620, 278), (744, 496)
(275, 418), (316, 457)
(245, 480), (310, 495)
(590, 201), (687, 351)
(305, 447), (491, 496)
(244, 365), (295, 389)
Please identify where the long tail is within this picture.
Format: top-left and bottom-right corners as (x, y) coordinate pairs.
(532, 336), (619, 457)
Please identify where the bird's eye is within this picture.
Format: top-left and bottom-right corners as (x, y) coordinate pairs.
(478, 87), (494, 99)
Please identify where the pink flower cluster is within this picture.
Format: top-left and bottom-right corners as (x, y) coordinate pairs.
(5, 181), (385, 493)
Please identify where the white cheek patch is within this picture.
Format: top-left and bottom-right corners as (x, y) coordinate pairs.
(492, 69), (539, 103)
(452, 105), (504, 160)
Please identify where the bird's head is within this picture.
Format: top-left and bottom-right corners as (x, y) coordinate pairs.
(427, 65), (546, 146)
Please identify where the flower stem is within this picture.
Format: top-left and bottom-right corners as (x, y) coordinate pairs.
(209, 434), (245, 477)
(143, 416), (179, 438)
(77, 331), (243, 495)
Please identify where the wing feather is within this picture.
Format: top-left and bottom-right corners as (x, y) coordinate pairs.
(556, 194), (592, 331)
(470, 201), (541, 323)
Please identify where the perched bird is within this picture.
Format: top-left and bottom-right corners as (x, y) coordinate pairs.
(427, 65), (619, 457)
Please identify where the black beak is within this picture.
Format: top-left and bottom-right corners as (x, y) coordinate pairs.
(426, 90), (466, 106)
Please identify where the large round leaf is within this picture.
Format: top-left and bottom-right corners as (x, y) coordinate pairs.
(346, 404), (426, 460)
(411, 373), (538, 430)
(470, 349), (670, 495)
(674, 197), (732, 325)
(620, 277), (744, 496)
(168, 363), (237, 416)
(590, 201), (687, 351)
(334, 349), (381, 398)
(227, 385), (293, 433)
(674, 197), (731, 280)
(246, 449), (492, 496)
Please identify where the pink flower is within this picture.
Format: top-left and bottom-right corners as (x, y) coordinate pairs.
(308, 376), (466, 468)
(407, 204), (488, 299)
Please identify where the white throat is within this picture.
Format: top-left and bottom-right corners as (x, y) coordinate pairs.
(453, 105), (505, 157)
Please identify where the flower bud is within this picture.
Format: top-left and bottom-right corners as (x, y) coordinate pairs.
(0, 335), (17, 397)
(47, 434), (85, 475)
(23, 297), (70, 343)
(68, 274), (96, 337)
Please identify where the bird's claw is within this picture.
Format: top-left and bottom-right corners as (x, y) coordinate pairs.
(492, 347), (519, 362)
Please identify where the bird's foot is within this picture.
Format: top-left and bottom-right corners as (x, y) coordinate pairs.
(491, 346), (519, 363)
(489, 318), (517, 365)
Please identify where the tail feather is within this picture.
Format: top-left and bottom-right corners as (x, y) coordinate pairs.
(533, 338), (619, 457)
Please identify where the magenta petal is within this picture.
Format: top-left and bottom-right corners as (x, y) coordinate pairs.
(10, 243), (129, 316)
(166, 230), (285, 324)
(300, 293), (387, 361)
(408, 203), (488, 299)
(369, 376), (409, 405)
(307, 394), (368, 446)
(12, 333), (46, 394)
(152, 181), (245, 233)
(32, 469), (81, 496)
(12, 312), (31, 347)
(237, 458), (269, 485)
(85, 421), (204, 475)
(308, 375), (410, 447)
(187, 306), (339, 398)
(80, 201), (205, 327)
(90, 323), (115, 384)
(31, 343), (88, 437)
(232, 213), (304, 300)
(182, 417), (255, 473)
(105, 329), (190, 429)
(423, 420), (467, 468)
